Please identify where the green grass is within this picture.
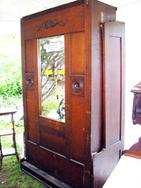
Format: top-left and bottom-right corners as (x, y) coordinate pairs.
(0, 157), (46, 188)
(0, 121), (47, 188)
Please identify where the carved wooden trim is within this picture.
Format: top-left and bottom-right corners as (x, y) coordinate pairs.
(22, 5), (85, 40)
(37, 19), (65, 32)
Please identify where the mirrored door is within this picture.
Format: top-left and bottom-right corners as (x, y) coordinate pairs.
(39, 35), (65, 122)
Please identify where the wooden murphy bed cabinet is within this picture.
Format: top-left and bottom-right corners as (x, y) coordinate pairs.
(21, 0), (125, 187)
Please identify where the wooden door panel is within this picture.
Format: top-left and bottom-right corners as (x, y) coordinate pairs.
(27, 141), (84, 188)
(39, 124), (66, 154)
(23, 32), (87, 161)
(36, 34), (69, 155)
(22, 8), (87, 186)
(38, 148), (84, 188)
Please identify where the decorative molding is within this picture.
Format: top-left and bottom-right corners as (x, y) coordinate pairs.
(37, 19), (65, 32)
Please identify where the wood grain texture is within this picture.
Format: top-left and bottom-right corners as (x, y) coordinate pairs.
(71, 32), (85, 74)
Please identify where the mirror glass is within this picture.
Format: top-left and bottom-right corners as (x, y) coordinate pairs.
(39, 35), (65, 122)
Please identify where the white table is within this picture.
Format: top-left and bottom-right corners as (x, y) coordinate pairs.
(103, 154), (141, 188)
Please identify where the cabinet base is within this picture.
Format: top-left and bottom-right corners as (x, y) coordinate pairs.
(20, 159), (72, 188)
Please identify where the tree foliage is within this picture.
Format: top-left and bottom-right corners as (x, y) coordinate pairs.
(0, 78), (22, 97)
(0, 32), (22, 97)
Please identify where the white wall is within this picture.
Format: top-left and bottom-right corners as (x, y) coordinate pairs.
(117, 1), (141, 148)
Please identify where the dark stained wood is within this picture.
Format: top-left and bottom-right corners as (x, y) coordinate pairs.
(39, 124), (66, 154)
(131, 82), (141, 125)
(21, 1), (125, 188)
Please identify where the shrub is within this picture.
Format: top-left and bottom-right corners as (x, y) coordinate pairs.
(0, 78), (22, 97)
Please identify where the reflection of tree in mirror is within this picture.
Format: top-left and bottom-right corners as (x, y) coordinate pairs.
(39, 35), (65, 121)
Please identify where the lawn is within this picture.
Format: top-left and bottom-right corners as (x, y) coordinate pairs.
(0, 157), (46, 188)
(0, 117), (46, 188)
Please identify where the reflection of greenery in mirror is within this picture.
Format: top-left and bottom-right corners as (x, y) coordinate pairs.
(39, 35), (65, 122)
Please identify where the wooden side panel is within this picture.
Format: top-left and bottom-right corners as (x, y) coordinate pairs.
(22, 5), (85, 40)
(105, 37), (121, 145)
(104, 22), (125, 147)
(91, 0), (116, 153)
(93, 143), (122, 188)
(93, 21), (125, 188)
